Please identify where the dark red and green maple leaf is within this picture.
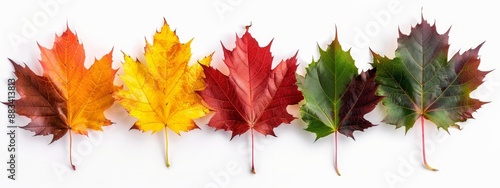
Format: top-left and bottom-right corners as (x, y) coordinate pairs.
(372, 17), (490, 171)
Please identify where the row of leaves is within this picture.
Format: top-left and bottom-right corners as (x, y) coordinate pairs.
(10, 17), (488, 175)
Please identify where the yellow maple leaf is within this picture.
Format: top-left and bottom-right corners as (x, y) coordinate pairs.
(114, 20), (211, 167)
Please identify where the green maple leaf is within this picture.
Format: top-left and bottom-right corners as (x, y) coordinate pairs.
(297, 33), (382, 176)
(372, 17), (490, 171)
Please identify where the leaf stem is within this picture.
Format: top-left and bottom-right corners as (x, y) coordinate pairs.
(251, 128), (256, 174)
(165, 129), (170, 168)
(421, 116), (438, 171)
(334, 131), (341, 176)
(69, 130), (76, 170)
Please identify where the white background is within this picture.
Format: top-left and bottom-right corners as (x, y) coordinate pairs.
(1, 0), (500, 187)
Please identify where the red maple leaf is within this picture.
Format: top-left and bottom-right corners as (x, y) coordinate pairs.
(199, 25), (303, 173)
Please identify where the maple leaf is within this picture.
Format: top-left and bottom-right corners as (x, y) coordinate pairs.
(199, 25), (303, 174)
(372, 17), (490, 171)
(11, 27), (116, 170)
(114, 20), (211, 168)
(296, 32), (382, 176)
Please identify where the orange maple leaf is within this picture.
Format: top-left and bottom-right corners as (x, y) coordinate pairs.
(11, 26), (117, 170)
